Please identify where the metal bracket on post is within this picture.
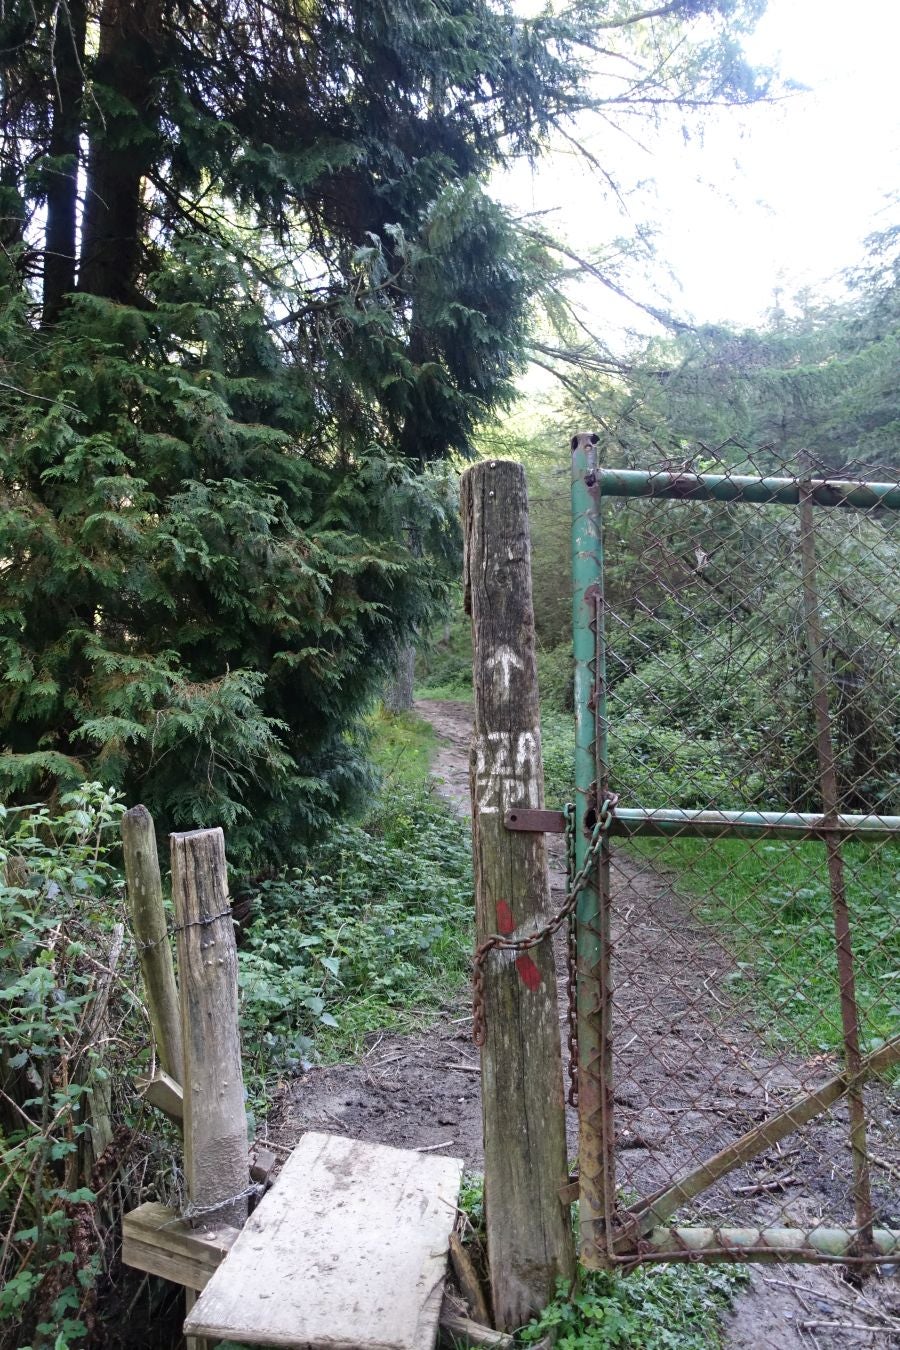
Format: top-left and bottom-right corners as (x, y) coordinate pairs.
(504, 808), (567, 833)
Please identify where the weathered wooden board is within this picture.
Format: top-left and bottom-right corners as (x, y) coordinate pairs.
(184, 1131), (464, 1350)
(171, 827), (249, 1229)
(135, 1069), (184, 1123)
(122, 1202), (239, 1290)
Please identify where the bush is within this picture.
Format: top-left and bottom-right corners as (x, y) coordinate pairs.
(536, 645), (574, 713)
(541, 711), (757, 812)
(520, 1264), (748, 1348)
(0, 786), (161, 1349)
(415, 596), (473, 699)
(611, 722), (764, 810)
(239, 781), (473, 1086)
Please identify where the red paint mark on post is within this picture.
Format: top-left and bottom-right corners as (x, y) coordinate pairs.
(516, 954), (542, 991)
(495, 900), (514, 935)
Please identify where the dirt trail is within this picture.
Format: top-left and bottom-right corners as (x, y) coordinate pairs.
(269, 699), (899, 1348)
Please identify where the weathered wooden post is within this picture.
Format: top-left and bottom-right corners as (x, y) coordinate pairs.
(171, 828), (249, 1230)
(122, 805), (184, 1084)
(461, 459), (576, 1331)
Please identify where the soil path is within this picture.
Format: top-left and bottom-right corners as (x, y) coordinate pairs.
(269, 699), (899, 1348)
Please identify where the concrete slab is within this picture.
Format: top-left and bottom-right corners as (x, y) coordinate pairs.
(184, 1131), (464, 1350)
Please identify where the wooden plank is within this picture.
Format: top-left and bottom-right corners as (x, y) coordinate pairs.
(249, 1146), (279, 1186)
(122, 805), (184, 1082)
(171, 827), (249, 1230)
(122, 1201), (239, 1290)
(448, 1232), (490, 1325)
(185, 1131), (463, 1350)
(135, 1069), (184, 1123)
(461, 460), (576, 1329)
(185, 1287), (211, 1350)
(439, 1309), (512, 1348)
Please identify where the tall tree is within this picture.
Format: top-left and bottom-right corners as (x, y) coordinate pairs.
(0, 0), (771, 864)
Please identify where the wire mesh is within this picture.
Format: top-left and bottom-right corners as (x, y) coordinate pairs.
(573, 452), (900, 1270)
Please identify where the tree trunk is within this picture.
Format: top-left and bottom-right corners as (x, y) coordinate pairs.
(384, 644), (416, 713)
(42, 0), (87, 324)
(78, 0), (163, 301)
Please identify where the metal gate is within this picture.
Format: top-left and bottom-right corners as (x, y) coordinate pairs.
(569, 432), (900, 1269)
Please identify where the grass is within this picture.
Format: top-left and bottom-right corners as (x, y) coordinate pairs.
(628, 835), (898, 1059)
(539, 708), (897, 1061)
(368, 705), (439, 785)
(414, 678), (473, 701)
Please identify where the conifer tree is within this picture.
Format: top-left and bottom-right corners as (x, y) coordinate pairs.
(0, 0), (770, 865)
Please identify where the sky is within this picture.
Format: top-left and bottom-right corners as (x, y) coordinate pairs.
(494, 0), (900, 345)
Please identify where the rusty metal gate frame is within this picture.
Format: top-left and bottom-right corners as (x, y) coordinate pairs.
(569, 432), (900, 1269)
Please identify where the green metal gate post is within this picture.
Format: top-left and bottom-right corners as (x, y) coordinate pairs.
(571, 432), (615, 1264)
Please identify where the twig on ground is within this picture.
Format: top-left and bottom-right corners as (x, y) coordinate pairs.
(869, 1152), (900, 1184)
(732, 1173), (797, 1195)
(799, 1321), (885, 1334)
(762, 1276), (899, 1328)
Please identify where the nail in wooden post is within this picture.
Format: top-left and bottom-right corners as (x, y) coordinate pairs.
(122, 805), (184, 1083)
(461, 459), (576, 1330)
(171, 828), (248, 1231)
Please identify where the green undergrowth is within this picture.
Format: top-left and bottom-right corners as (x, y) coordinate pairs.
(415, 589), (473, 699)
(628, 836), (898, 1060)
(519, 1264), (748, 1348)
(541, 708), (577, 809)
(455, 1174), (747, 1350)
(239, 710), (473, 1103)
(415, 679), (473, 702)
(368, 706), (439, 786)
(519, 1263), (748, 1349)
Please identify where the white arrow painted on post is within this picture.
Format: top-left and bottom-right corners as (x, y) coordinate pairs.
(486, 644), (524, 692)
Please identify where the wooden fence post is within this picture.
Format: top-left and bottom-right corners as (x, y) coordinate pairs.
(461, 459), (576, 1330)
(122, 805), (184, 1084)
(171, 828), (248, 1232)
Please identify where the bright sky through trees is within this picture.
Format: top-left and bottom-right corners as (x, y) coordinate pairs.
(497, 0), (900, 339)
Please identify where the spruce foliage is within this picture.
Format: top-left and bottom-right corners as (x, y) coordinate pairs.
(0, 0), (769, 864)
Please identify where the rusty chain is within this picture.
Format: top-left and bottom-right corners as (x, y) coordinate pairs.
(565, 802), (579, 1107)
(471, 794), (618, 1050)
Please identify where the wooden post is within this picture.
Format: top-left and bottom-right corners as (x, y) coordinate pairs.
(461, 460), (576, 1330)
(171, 828), (248, 1232)
(121, 805), (184, 1084)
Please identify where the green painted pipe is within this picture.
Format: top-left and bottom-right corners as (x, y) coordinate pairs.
(608, 807), (900, 842)
(571, 431), (605, 1258)
(598, 468), (900, 511)
(643, 1226), (900, 1260)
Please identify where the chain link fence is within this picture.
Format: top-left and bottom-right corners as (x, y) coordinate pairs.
(571, 444), (900, 1269)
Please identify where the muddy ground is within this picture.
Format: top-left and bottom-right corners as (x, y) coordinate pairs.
(267, 699), (899, 1348)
